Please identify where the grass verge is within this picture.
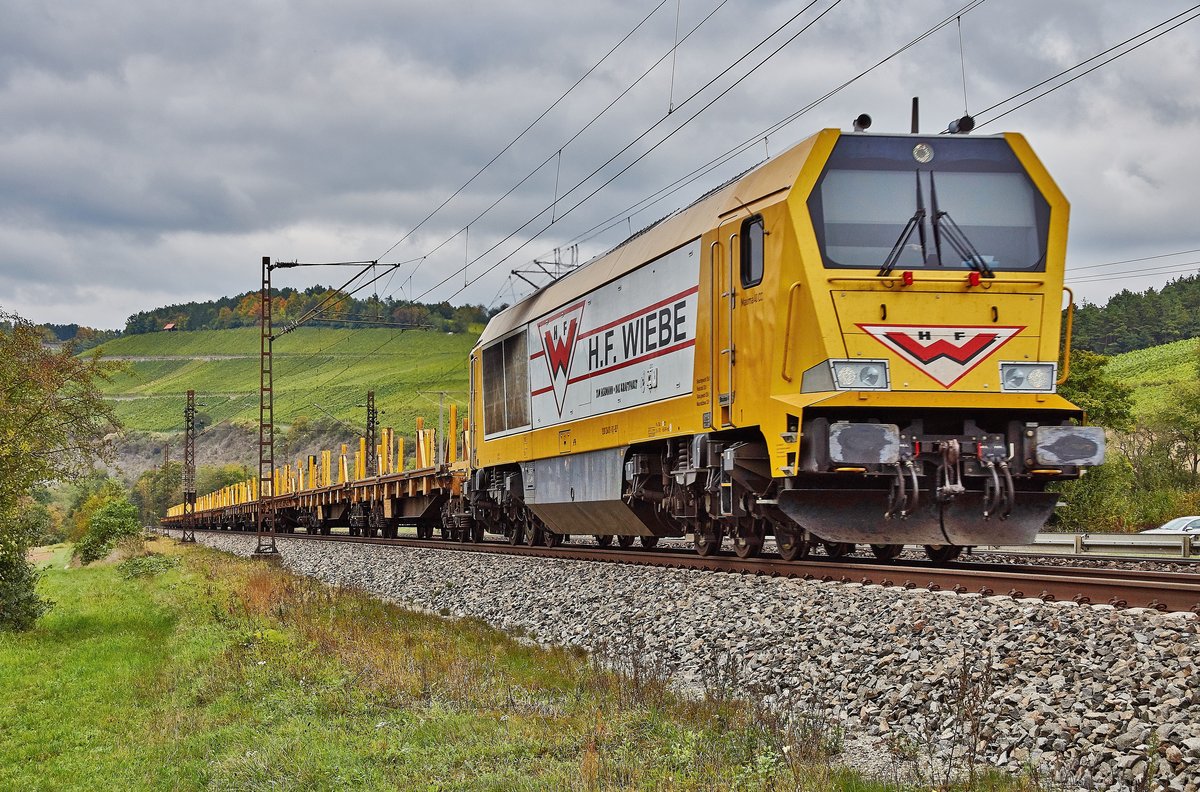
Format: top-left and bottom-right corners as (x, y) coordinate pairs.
(3, 540), (1048, 790)
(0, 540), (865, 790)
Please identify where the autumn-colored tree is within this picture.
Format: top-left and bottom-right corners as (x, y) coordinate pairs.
(0, 310), (121, 630)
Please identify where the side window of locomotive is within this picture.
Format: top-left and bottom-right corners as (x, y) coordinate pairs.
(502, 331), (530, 431)
(741, 216), (764, 288)
(482, 330), (531, 437)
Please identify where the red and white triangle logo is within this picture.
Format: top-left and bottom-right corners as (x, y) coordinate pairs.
(857, 323), (1024, 387)
(537, 300), (586, 415)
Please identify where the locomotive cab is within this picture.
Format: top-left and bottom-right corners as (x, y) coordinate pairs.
(772, 131), (1104, 551)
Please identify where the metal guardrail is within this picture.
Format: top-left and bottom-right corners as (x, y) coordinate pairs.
(989, 532), (1195, 559)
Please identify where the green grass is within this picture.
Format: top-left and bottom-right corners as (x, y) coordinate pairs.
(1105, 337), (1198, 416)
(93, 328), (475, 433)
(4, 540), (909, 791)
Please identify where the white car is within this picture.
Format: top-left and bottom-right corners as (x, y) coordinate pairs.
(1141, 516), (1200, 535)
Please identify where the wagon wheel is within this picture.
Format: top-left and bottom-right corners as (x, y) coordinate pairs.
(924, 544), (963, 563)
(776, 530), (809, 561)
(508, 520), (525, 545)
(616, 535), (635, 549)
(733, 533), (764, 559)
(733, 518), (765, 559)
(595, 534), (613, 547)
(639, 536), (659, 549)
(693, 523), (721, 557)
(542, 530), (562, 548)
(870, 543), (904, 561)
(821, 541), (854, 559)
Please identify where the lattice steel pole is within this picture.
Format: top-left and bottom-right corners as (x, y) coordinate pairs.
(181, 389), (197, 543)
(255, 256), (279, 556)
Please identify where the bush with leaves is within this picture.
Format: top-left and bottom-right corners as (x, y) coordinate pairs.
(74, 498), (142, 565)
(0, 512), (53, 630)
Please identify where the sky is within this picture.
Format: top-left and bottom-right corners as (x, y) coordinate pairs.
(1, 0), (1198, 330)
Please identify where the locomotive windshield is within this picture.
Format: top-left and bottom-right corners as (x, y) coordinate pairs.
(808, 135), (1050, 272)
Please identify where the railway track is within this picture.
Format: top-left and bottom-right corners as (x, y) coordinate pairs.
(175, 527), (1200, 614)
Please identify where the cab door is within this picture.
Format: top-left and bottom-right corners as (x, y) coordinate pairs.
(712, 219), (738, 428)
(713, 214), (765, 428)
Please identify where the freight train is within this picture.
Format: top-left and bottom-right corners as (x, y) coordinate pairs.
(169, 121), (1106, 562)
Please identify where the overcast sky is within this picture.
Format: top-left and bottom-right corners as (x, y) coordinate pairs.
(1, 0), (1197, 329)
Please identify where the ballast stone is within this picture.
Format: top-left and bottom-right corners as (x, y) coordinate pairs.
(186, 531), (1200, 791)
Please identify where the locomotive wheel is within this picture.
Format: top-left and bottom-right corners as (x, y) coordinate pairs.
(871, 543), (904, 561)
(596, 534), (613, 547)
(640, 536), (659, 549)
(822, 541), (854, 559)
(472, 523), (484, 543)
(733, 533), (763, 559)
(777, 531), (809, 561)
(616, 535), (635, 549)
(693, 529), (721, 557)
(924, 544), (963, 563)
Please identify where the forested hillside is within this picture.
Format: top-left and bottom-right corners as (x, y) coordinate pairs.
(1072, 274), (1200, 354)
(122, 287), (499, 336)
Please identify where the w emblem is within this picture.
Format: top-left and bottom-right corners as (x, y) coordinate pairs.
(537, 300), (586, 414)
(858, 323), (1024, 387)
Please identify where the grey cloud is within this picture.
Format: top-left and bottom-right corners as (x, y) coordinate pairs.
(1, 0), (1199, 327)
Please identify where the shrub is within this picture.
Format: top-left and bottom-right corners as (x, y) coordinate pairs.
(75, 498), (142, 564)
(117, 553), (179, 579)
(0, 512), (52, 631)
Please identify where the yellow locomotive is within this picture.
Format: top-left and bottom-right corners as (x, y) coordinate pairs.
(466, 124), (1105, 562)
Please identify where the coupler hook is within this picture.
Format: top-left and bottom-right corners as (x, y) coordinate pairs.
(936, 439), (966, 502)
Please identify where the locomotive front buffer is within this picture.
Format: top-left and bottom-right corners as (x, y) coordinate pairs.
(776, 417), (1106, 547)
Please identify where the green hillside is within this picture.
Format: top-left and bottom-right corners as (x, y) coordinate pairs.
(1105, 337), (1198, 416)
(95, 327), (476, 434)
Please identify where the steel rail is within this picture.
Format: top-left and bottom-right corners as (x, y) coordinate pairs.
(174, 528), (1200, 614)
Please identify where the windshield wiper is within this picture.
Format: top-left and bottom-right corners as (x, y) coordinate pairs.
(878, 171), (928, 277)
(930, 172), (993, 278)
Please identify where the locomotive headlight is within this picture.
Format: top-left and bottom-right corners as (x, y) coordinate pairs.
(830, 359), (890, 390)
(999, 362), (1056, 393)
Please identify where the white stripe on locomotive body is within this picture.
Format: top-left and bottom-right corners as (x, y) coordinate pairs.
(527, 239), (701, 429)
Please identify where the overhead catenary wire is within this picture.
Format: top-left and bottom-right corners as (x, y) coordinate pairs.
(288, 0), (738, 329)
(412, 0), (846, 305)
(514, 0), (991, 286)
(373, 0), (672, 265)
(975, 4), (1200, 129)
(384, 0), (738, 296)
(1066, 260), (1200, 285)
(524, 0), (1192, 299)
(1067, 247), (1200, 273)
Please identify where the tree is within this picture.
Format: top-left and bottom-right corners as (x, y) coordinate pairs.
(1057, 350), (1134, 431)
(0, 310), (120, 630)
(129, 463), (182, 525)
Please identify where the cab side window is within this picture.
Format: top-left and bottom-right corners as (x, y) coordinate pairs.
(741, 216), (764, 287)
